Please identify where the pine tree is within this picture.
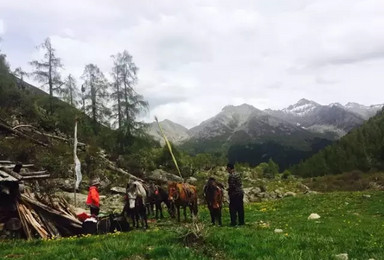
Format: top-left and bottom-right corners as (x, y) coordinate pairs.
(111, 51), (148, 134)
(30, 38), (63, 113)
(62, 74), (79, 107)
(81, 64), (110, 129)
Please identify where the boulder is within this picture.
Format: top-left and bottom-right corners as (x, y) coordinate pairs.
(334, 253), (348, 260)
(110, 187), (126, 194)
(284, 192), (296, 197)
(308, 213), (321, 220)
(186, 177), (198, 185)
(51, 178), (75, 192)
(244, 187), (262, 202)
(145, 169), (183, 183)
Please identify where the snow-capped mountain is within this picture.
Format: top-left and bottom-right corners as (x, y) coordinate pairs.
(266, 99), (373, 138)
(188, 104), (261, 140)
(344, 102), (383, 120)
(282, 98), (320, 117)
(147, 99), (383, 149)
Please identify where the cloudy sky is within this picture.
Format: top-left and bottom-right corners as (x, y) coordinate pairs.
(0, 0), (383, 128)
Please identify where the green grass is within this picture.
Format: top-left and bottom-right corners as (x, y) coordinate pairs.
(1, 191), (384, 259)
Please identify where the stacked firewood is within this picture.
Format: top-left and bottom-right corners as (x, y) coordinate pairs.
(15, 192), (82, 240)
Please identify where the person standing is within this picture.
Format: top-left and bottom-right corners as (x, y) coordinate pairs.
(227, 163), (244, 226)
(86, 178), (100, 217)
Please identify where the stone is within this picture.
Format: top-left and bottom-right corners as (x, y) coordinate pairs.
(284, 192), (296, 197)
(334, 253), (348, 260)
(308, 213), (320, 220)
(363, 194), (371, 198)
(110, 187), (126, 194)
(145, 169), (183, 183)
(274, 228), (283, 233)
(186, 177), (197, 184)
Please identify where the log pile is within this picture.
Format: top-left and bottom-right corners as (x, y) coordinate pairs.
(0, 161), (82, 240)
(15, 192), (82, 239)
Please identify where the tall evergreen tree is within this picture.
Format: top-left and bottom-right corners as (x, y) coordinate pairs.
(110, 55), (123, 129)
(62, 74), (79, 107)
(81, 64), (110, 129)
(13, 67), (28, 88)
(111, 51), (148, 134)
(30, 38), (63, 113)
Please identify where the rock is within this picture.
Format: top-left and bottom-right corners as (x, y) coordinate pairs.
(274, 229), (283, 233)
(110, 187), (126, 194)
(284, 192), (296, 197)
(244, 187), (263, 203)
(308, 213), (321, 220)
(186, 177), (197, 184)
(363, 194), (371, 198)
(51, 178), (75, 192)
(145, 169), (183, 183)
(334, 253), (348, 260)
(304, 190), (318, 195)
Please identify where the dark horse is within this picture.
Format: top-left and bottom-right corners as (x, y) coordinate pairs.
(168, 182), (198, 222)
(203, 177), (224, 226)
(123, 181), (148, 229)
(146, 183), (171, 219)
(83, 214), (130, 235)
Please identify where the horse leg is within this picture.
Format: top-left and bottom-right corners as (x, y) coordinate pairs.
(143, 208), (148, 229)
(177, 206), (180, 222)
(183, 205), (187, 221)
(209, 207), (215, 225)
(218, 208), (222, 226)
(159, 202), (164, 219)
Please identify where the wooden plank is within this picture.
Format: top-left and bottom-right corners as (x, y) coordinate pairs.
(21, 174), (51, 180)
(20, 171), (47, 176)
(16, 201), (32, 240)
(0, 160), (13, 164)
(0, 167), (22, 180)
(21, 194), (82, 226)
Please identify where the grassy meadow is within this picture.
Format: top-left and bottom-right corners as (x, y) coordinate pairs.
(1, 191), (384, 260)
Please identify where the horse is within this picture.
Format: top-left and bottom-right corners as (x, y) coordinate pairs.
(123, 181), (148, 229)
(146, 183), (171, 219)
(168, 182), (198, 222)
(203, 177), (224, 226)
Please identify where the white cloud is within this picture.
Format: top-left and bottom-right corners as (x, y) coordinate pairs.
(1, 0), (384, 128)
(0, 20), (4, 35)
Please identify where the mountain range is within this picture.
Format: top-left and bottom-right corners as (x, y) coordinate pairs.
(148, 98), (383, 147)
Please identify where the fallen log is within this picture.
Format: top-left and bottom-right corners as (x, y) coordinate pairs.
(20, 171), (47, 176)
(0, 121), (49, 147)
(21, 174), (51, 180)
(105, 162), (144, 182)
(11, 124), (86, 147)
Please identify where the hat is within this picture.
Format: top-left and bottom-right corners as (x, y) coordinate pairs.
(91, 178), (101, 186)
(226, 163), (234, 170)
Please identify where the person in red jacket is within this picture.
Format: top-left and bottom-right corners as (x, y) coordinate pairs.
(86, 178), (100, 217)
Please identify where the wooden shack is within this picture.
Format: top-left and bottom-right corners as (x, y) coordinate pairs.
(0, 160), (82, 239)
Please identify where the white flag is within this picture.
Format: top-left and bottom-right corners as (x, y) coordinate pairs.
(74, 121), (82, 189)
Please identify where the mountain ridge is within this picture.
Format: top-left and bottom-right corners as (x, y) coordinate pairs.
(148, 99), (383, 146)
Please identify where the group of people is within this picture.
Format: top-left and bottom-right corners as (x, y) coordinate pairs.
(85, 163), (245, 226)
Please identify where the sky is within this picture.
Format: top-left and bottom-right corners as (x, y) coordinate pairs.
(0, 0), (383, 128)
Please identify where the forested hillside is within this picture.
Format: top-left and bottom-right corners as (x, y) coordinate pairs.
(292, 109), (384, 177)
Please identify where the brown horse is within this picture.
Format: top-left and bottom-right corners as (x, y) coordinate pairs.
(203, 177), (224, 226)
(168, 182), (198, 222)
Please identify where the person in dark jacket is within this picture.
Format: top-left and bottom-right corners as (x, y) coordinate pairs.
(227, 163), (244, 226)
